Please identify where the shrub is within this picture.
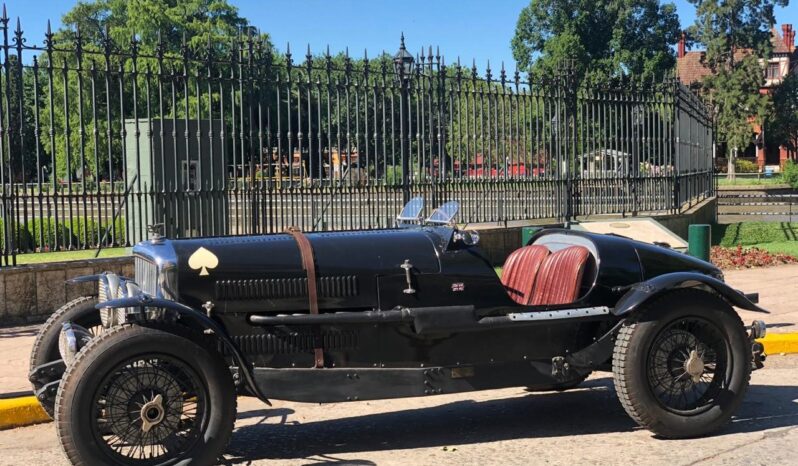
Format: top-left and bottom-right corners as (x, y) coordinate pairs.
(383, 165), (403, 185)
(783, 160), (798, 189)
(0, 218), (33, 252)
(734, 158), (759, 173)
(70, 217), (126, 247)
(26, 218), (72, 251)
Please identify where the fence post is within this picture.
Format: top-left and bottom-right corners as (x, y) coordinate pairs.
(672, 75), (681, 214)
(398, 42), (411, 205)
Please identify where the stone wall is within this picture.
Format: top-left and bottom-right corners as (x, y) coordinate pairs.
(0, 257), (133, 325)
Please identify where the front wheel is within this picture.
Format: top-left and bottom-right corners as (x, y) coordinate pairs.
(55, 324), (236, 466)
(612, 290), (751, 438)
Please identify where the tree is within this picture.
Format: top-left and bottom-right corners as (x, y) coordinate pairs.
(511, 0), (681, 84)
(36, 0), (268, 182)
(687, 0), (787, 178)
(769, 72), (798, 159)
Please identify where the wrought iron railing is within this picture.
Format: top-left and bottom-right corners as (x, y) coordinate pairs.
(0, 8), (713, 265)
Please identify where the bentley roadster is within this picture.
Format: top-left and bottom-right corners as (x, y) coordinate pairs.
(29, 198), (767, 465)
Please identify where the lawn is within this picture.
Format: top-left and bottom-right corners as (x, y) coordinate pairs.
(12, 247), (130, 265)
(712, 222), (798, 259)
(717, 176), (786, 186)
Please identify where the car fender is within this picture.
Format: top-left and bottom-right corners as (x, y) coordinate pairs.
(98, 295), (270, 405)
(612, 271), (768, 316)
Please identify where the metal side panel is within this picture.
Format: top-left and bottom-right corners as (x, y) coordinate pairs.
(252, 362), (557, 403)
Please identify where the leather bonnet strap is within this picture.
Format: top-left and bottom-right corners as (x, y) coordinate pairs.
(285, 226), (324, 368)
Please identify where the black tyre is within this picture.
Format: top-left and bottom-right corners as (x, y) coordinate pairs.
(29, 295), (101, 418)
(612, 290), (751, 438)
(55, 324), (237, 466)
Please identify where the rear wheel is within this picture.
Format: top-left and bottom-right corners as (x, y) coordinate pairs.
(55, 324), (236, 466)
(29, 295), (101, 418)
(612, 290), (751, 438)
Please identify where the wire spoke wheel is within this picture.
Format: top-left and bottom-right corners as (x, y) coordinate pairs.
(646, 318), (730, 414)
(92, 355), (208, 462)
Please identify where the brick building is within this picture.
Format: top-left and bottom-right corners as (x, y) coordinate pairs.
(677, 24), (798, 170)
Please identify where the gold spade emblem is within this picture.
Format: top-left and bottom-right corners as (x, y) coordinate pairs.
(188, 247), (219, 276)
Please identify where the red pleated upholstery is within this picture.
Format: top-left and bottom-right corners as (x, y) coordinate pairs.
(501, 245), (550, 305)
(530, 246), (591, 306)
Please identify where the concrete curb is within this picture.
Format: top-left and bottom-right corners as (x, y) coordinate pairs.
(0, 396), (49, 430)
(0, 333), (795, 431)
(760, 333), (798, 355)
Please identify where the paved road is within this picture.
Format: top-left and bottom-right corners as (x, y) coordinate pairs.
(2, 356), (797, 466)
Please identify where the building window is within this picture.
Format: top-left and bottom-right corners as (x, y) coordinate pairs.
(766, 63), (780, 80)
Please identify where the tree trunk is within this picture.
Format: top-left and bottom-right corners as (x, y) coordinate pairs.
(727, 147), (737, 181)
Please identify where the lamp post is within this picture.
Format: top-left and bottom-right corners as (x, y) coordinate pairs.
(394, 34), (414, 204)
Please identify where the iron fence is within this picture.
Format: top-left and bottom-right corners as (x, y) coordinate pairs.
(0, 10), (714, 265)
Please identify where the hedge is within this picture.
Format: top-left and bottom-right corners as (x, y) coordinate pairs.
(0, 217), (126, 253)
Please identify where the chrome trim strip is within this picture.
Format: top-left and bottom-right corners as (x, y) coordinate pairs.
(507, 306), (610, 321)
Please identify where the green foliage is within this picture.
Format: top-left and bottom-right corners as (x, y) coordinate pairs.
(383, 165), (403, 185)
(705, 55), (771, 151)
(769, 73), (798, 154)
(783, 160), (798, 189)
(687, 0), (783, 154)
(25, 218), (72, 251)
(70, 217), (126, 247)
(511, 0), (681, 84)
(713, 222), (798, 247)
(734, 158), (759, 173)
(0, 219), (33, 252)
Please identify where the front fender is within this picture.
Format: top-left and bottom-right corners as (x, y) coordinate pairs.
(613, 272), (768, 316)
(98, 295), (270, 405)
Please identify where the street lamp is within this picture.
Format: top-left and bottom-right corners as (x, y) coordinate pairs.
(394, 34), (414, 204)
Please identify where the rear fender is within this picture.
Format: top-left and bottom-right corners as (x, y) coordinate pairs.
(98, 295), (270, 405)
(613, 272), (768, 316)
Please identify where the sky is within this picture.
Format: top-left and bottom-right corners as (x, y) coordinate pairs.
(3, 0), (797, 71)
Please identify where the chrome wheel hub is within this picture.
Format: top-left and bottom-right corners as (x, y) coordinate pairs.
(684, 349), (705, 383)
(140, 394), (165, 433)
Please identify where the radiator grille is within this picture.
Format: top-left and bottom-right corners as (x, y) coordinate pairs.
(215, 275), (359, 300)
(135, 257), (158, 296)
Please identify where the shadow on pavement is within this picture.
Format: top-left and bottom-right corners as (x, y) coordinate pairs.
(224, 377), (798, 464)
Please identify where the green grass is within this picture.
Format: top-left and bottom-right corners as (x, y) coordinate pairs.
(12, 247), (130, 265)
(712, 222), (798, 258)
(712, 222), (798, 247)
(749, 241), (798, 257)
(716, 175), (786, 186)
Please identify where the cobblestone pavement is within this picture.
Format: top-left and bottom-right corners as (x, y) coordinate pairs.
(0, 357), (795, 465)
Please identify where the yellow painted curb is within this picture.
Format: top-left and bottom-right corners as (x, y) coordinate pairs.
(0, 396), (50, 430)
(759, 333), (798, 355)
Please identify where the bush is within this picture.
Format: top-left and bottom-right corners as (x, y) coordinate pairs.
(26, 218), (72, 251)
(783, 160), (798, 189)
(69, 217), (126, 247)
(0, 218), (33, 252)
(734, 158), (759, 173)
(383, 165), (403, 185)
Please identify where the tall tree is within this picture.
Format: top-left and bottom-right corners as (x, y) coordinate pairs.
(511, 0), (681, 84)
(769, 72), (798, 159)
(37, 0), (268, 181)
(687, 0), (787, 178)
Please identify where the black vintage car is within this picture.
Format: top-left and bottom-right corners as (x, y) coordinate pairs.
(29, 198), (767, 466)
